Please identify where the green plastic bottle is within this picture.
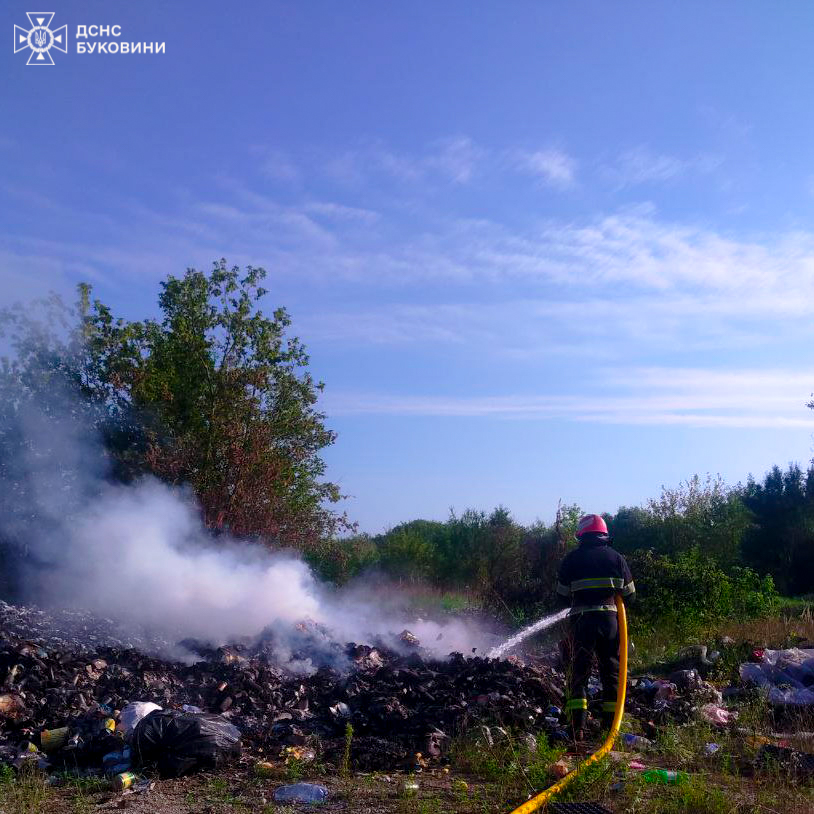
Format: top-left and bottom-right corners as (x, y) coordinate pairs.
(642, 769), (688, 785)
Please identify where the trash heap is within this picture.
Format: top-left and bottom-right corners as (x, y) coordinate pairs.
(624, 667), (734, 735)
(0, 601), (566, 777)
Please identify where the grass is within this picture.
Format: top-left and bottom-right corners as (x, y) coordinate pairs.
(718, 604), (814, 649)
(341, 722), (354, 778)
(450, 728), (569, 803)
(0, 764), (50, 814)
(202, 775), (245, 806)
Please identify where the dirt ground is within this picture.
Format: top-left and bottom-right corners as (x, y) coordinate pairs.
(8, 755), (814, 814)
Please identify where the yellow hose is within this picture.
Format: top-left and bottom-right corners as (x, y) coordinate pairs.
(507, 593), (628, 814)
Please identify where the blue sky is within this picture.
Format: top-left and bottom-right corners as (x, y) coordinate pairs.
(3, 1), (814, 532)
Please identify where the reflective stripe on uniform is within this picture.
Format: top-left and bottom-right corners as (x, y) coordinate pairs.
(564, 698), (588, 711)
(621, 580), (636, 596)
(556, 582), (571, 597)
(568, 604), (617, 615)
(570, 577), (626, 592)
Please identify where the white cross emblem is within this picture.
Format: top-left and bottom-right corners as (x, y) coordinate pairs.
(14, 12), (68, 65)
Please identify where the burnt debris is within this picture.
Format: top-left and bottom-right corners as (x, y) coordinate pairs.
(0, 600), (564, 772)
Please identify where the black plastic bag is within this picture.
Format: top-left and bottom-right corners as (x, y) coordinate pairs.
(132, 709), (241, 777)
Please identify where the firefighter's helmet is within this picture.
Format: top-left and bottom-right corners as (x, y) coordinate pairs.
(575, 513), (608, 539)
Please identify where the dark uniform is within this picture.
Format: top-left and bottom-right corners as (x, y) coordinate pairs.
(556, 532), (635, 732)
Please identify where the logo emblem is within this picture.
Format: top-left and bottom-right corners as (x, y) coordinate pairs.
(14, 12), (67, 65)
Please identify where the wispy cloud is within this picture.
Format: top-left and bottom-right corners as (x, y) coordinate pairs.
(602, 145), (720, 188)
(323, 367), (814, 429)
(510, 148), (577, 188)
(7, 141), (814, 367)
(425, 136), (484, 183)
(322, 136), (485, 186)
(302, 201), (380, 223)
(257, 148), (300, 183)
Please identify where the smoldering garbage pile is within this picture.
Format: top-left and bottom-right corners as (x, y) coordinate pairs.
(0, 599), (569, 782)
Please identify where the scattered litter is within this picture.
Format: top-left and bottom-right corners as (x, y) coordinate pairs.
(273, 782), (329, 803)
(112, 771), (138, 792)
(628, 760), (646, 771)
(698, 704), (738, 726)
(669, 669), (701, 690)
(329, 701), (351, 718)
(103, 746), (132, 775)
(620, 733), (653, 750)
(283, 745), (316, 763)
(40, 727), (70, 753)
(549, 759), (571, 779)
(676, 644), (720, 671)
(0, 693), (27, 721)
(642, 768), (688, 784)
(0, 601), (568, 775)
(652, 680), (677, 701)
(402, 779), (420, 797)
(704, 743), (721, 755)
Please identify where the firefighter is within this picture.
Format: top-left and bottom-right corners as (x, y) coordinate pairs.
(556, 513), (635, 739)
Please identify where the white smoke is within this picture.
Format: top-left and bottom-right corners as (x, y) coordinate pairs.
(36, 478), (491, 668)
(52, 479), (322, 641)
(3, 393), (493, 670)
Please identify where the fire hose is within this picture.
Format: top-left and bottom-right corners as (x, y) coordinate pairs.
(506, 593), (628, 814)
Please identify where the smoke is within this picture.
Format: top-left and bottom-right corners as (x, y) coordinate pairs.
(0, 382), (493, 671)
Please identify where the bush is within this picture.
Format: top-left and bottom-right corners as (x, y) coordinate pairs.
(627, 547), (778, 636)
(304, 534), (379, 585)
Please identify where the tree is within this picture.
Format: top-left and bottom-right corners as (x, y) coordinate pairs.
(80, 260), (349, 547)
(741, 464), (814, 595)
(611, 475), (751, 567)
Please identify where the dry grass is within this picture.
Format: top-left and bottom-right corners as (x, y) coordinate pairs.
(718, 605), (814, 648)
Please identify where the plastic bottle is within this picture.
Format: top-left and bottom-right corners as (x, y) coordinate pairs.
(272, 783), (328, 804)
(621, 733), (653, 750)
(642, 769), (688, 785)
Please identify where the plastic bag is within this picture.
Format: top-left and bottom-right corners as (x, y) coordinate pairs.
(118, 702), (162, 740)
(698, 704), (738, 726)
(131, 709), (241, 777)
(739, 648), (814, 705)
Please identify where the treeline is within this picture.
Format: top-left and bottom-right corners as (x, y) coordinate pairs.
(309, 469), (814, 631)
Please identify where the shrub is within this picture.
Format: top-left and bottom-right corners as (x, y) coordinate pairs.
(627, 547), (778, 636)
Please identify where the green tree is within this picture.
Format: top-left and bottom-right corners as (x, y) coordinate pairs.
(82, 260), (349, 547)
(611, 475), (751, 567)
(741, 464), (814, 595)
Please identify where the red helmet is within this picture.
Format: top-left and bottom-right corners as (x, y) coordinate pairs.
(575, 513), (608, 539)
